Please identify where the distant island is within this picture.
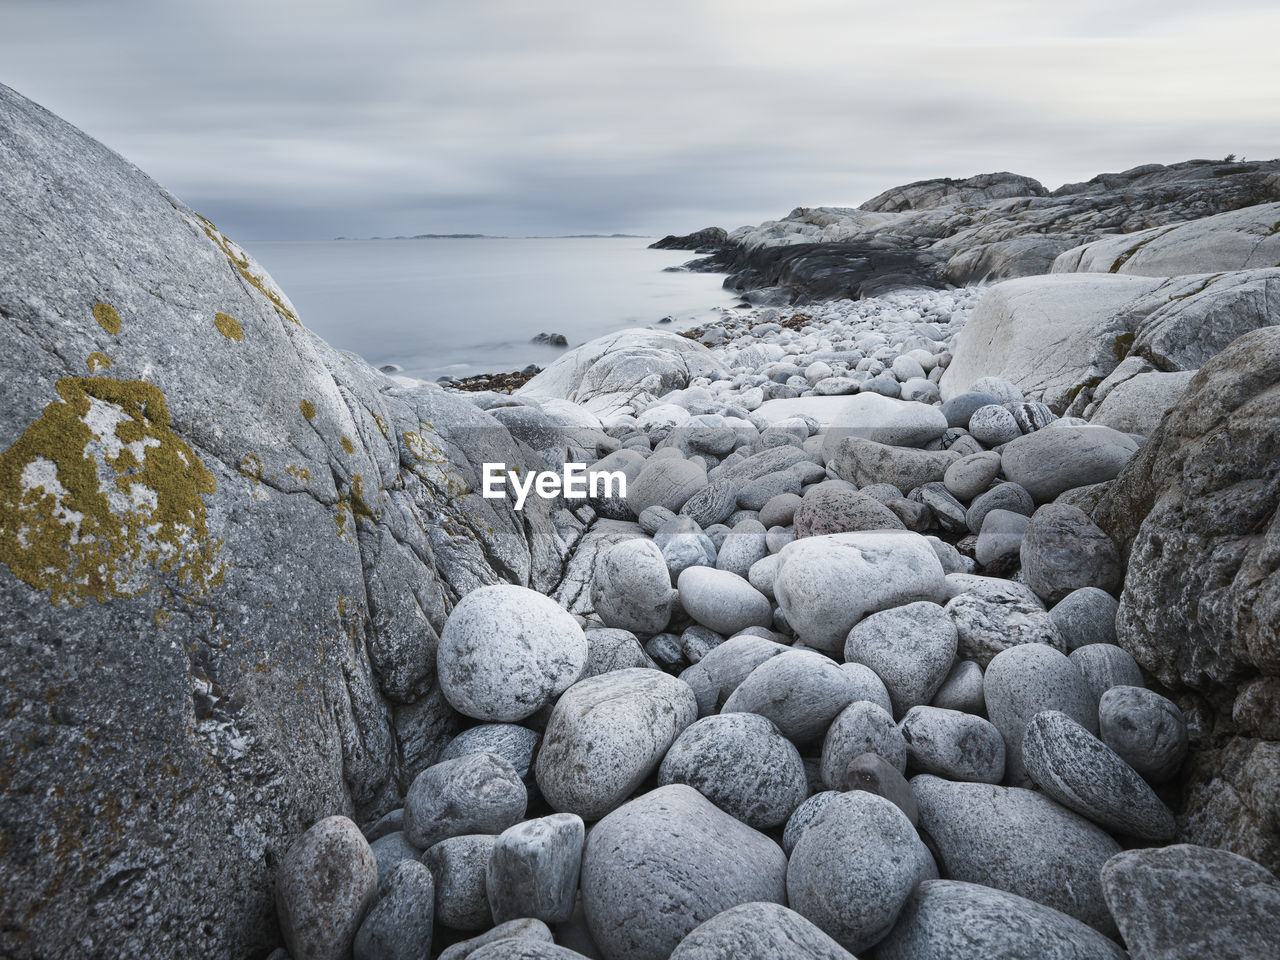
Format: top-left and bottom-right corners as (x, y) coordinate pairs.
(332, 232), (648, 240)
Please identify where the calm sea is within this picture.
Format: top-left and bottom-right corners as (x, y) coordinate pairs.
(250, 237), (735, 380)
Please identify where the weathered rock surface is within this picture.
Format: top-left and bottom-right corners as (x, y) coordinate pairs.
(1089, 326), (1280, 871)
(668, 902), (856, 960)
(0, 83), (590, 959)
(580, 784), (787, 960)
(275, 815), (379, 960)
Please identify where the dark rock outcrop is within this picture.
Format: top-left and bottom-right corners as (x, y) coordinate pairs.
(648, 227), (728, 253)
(1089, 326), (1280, 872)
(0, 83), (585, 958)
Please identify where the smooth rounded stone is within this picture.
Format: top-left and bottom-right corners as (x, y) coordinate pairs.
(844, 752), (918, 825)
(968, 404), (1022, 446)
(703, 523), (731, 550)
(838, 662), (894, 715)
(941, 391), (1001, 428)
(930, 660), (984, 714)
(1001, 425), (1139, 504)
(680, 625), (725, 664)
(439, 585), (588, 722)
(1049, 587), (1118, 651)
(984, 643), (1096, 784)
(404, 753), (527, 850)
(678, 478), (739, 528)
(276, 815), (379, 960)
(844, 601), (957, 716)
(912, 482), (968, 533)
(736, 469), (803, 511)
(826, 392), (950, 448)
(581, 784), (787, 960)
(830, 438), (960, 495)
(1020, 504), (1122, 605)
(1069, 643), (1143, 707)
(1098, 685), (1188, 783)
(792, 460), (827, 485)
(974, 509), (1029, 569)
(900, 706), (1005, 784)
(877, 880), (1127, 960)
(679, 662), (718, 717)
(911, 775), (1121, 932)
(353, 859), (434, 960)
(965, 481), (1034, 534)
(658, 713), (808, 829)
(773, 531), (948, 652)
(723, 650), (858, 744)
(747, 553), (781, 599)
(486, 814), (585, 925)
(857, 482), (904, 503)
(945, 589), (1064, 668)
(438, 920), (556, 960)
(891, 355), (927, 381)
(592, 539), (677, 634)
(715, 523), (769, 577)
(535, 669), (698, 821)
(696, 634), (783, 711)
(726, 508), (761, 526)
(1101, 844), (1280, 959)
(581, 628), (652, 679)
(899, 378), (940, 404)
(862, 374), (901, 397)
(661, 531), (717, 583)
(638, 505), (677, 535)
(1023, 710), (1176, 841)
(645, 633), (685, 672)
(439, 725), (541, 784)
(370, 831), (422, 882)
(925, 536), (970, 575)
(423, 835), (499, 932)
(1009, 400), (1057, 434)
(787, 791), (937, 954)
(364, 808), (405, 843)
(820, 700), (908, 789)
(814, 376), (860, 396)
(677, 566), (772, 635)
(758, 492), (802, 528)
(885, 497), (931, 531)
(793, 485), (904, 538)
(781, 791), (842, 855)
(629, 455), (707, 514)
(669, 902), (856, 960)
(943, 451), (1002, 502)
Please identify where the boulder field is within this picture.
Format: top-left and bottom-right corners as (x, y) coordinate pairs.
(2, 83), (1278, 958)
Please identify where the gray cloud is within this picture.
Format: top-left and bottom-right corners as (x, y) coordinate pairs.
(4, 0), (1277, 240)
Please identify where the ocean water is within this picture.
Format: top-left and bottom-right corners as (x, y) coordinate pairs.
(250, 237), (736, 380)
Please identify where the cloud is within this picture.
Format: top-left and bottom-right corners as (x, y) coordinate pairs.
(3, 0), (1277, 239)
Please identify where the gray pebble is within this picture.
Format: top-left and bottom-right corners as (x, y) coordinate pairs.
(439, 724), (541, 782)
(930, 660), (984, 714)
(679, 480), (739, 528)
(968, 404), (1021, 446)
(677, 566), (773, 636)
(945, 588), (1063, 668)
(1098, 685), (1187, 783)
(486, 813), (585, 925)
(669, 902), (856, 960)
(1069, 643), (1143, 707)
(354, 859), (434, 960)
(275, 815), (378, 960)
(942, 451), (1001, 502)
(593, 538), (677, 634)
(820, 700), (907, 789)
(900, 705), (1005, 783)
(844, 601), (956, 716)
(838, 662), (894, 715)
(1049, 587), (1118, 651)
(438, 919), (554, 960)
(369, 831), (421, 882)
(423, 834), (498, 931)
(758, 492), (802, 528)
(581, 628), (653, 679)
(723, 650), (857, 744)
(965, 482), (1034, 534)
(1020, 504), (1122, 606)
(844, 752), (918, 826)
(403, 753), (526, 850)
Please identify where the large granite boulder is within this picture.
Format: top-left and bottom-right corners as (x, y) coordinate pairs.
(1053, 202), (1280, 276)
(0, 83), (586, 958)
(1090, 326), (1280, 872)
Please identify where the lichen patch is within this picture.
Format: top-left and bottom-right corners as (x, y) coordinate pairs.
(214, 312), (244, 342)
(93, 303), (121, 335)
(86, 352), (112, 372)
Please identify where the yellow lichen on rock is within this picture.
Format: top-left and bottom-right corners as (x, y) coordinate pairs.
(93, 303), (121, 335)
(86, 353), (112, 372)
(0, 377), (224, 606)
(300, 399), (316, 420)
(213, 312), (244, 342)
(189, 214), (300, 326)
(340, 436), (354, 455)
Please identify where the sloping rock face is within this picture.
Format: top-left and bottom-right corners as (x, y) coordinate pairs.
(1089, 327), (1280, 872)
(1052, 202), (1280, 276)
(685, 160), (1280, 299)
(0, 84), (583, 958)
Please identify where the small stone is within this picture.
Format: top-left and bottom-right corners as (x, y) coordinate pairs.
(423, 835), (498, 931)
(1009, 400), (1057, 433)
(715, 521), (769, 577)
(968, 404), (1021, 446)
(941, 391), (1001, 428)
(723, 650), (857, 744)
(844, 601), (957, 716)
(581, 628), (653, 679)
(669, 902), (856, 960)
(1101, 844), (1280, 959)
(438, 724), (540, 782)
(900, 705), (1005, 783)
(974, 509), (1029, 569)
(1069, 643), (1143, 707)
(695, 634), (789, 709)
(659, 712), (809, 828)
(793, 486), (904, 537)
(844, 752), (918, 825)
(535, 669), (698, 820)
(736, 470), (803, 511)
(930, 660), (984, 714)
(1001, 425), (1138, 504)
(403, 753), (527, 850)
(369, 831), (421, 882)
(486, 813), (584, 925)
(677, 566), (773, 635)
(786, 791), (936, 954)
(913, 483), (968, 533)
(438, 919), (554, 960)
(680, 480), (739, 528)
(592, 539), (677, 634)
(1023, 710), (1176, 841)
(1098, 685), (1188, 783)
(838, 662), (895, 715)
(639, 504), (677, 535)
(965, 481), (1034, 534)
(1020, 504), (1122, 605)
(758, 492), (802, 527)
(645, 632), (685, 672)
(820, 700), (908, 789)
(581, 784), (787, 960)
(353, 859), (434, 960)
(1049, 587), (1118, 651)
(629, 455), (707, 514)
(943, 451), (1001, 502)
(945, 587), (1063, 668)
(276, 815), (378, 960)
(438, 585), (588, 722)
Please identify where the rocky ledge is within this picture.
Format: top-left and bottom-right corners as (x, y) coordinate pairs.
(2, 83), (1279, 960)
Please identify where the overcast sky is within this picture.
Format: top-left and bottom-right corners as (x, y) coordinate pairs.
(4, 0), (1279, 240)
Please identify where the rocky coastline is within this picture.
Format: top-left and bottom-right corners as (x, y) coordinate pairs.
(3, 81), (1280, 959)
